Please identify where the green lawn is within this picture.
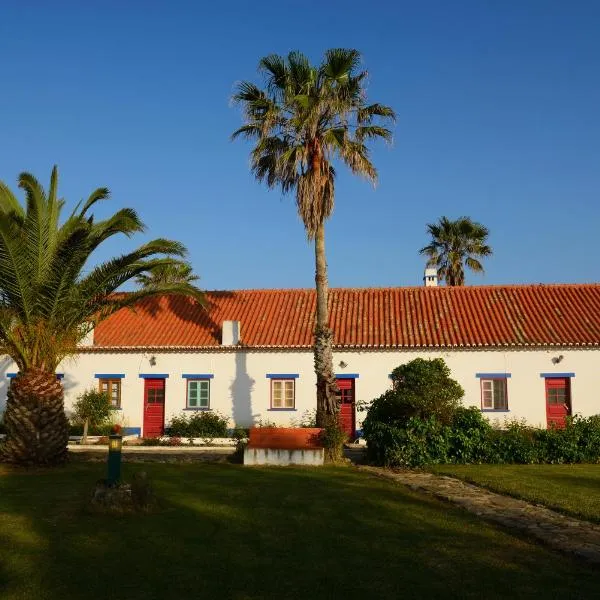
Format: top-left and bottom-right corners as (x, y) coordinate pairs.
(431, 464), (600, 523)
(1, 463), (600, 600)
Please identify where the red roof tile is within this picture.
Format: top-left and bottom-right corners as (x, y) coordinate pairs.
(92, 285), (600, 349)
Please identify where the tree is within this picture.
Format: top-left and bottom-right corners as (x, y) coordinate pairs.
(72, 388), (112, 444)
(419, 216), (492, 286)
(365, 358), (465, 429)
(136, 261), (198, 288)
(232, 49), (395, 426)
(0, 167), (205, 465)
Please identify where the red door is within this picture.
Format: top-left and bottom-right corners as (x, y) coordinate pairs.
(545, 377), (571, 429)
(144, 378), (166, 438)
(336, 378), (356, 440)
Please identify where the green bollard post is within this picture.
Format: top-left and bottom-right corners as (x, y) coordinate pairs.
(107, 434), (123, 486)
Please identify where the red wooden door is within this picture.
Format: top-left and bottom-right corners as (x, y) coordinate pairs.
(336, 378), (355, 440)
(144, 378), (166, 438)
(545, 377), (571, 429)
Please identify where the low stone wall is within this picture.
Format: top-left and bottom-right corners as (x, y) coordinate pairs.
(244, 447), (324, 466)
(243, 427), (325, 466)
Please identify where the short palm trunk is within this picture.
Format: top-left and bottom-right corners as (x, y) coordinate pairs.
(0, 370), (69, 465)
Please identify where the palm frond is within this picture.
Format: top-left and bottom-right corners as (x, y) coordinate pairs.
(0, 168), (203, 370)
(420, 216), (492, 285)
(232, 48), (395, 235)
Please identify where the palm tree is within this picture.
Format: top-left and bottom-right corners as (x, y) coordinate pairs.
(0, 167), (204, 465)
(136, 261), (198, 288)
(232, 49), (395, 426)
(419, 216), (492, 286)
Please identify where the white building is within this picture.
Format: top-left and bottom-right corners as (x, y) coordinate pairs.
(1, 280), (599, 438)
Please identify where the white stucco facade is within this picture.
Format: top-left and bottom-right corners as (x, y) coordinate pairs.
(1, 346), (598, 435)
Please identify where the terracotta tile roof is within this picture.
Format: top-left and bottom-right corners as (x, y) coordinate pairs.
(92, 284), (600, 349)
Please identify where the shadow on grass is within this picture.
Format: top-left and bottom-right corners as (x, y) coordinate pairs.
(1, 463), (600, 600)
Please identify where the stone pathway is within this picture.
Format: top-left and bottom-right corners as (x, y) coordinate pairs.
(360, 466), (600, 564)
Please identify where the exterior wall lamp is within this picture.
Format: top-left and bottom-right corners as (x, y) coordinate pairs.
(107, 432), (123, 486)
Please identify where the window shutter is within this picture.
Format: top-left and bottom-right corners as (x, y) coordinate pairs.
(188, 380), (198, 407)
(199, 380), (210, 408)
(284, 381), (294, 408)
(272, 381), (282, 408)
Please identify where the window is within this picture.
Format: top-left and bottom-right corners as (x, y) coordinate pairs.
(187, 379), (210, 409)
(546, 385), (567, 405)
(480, 378), (508, 411)
(271, 379), (295, 409)
(99, 378), (122, 408)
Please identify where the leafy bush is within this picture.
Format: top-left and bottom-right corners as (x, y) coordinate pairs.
(448, 408), (493, 464)
(72, 388), (113, 442)
(291, 409), (317, 428)
(69, 422), (120, 436)
(0, 414), (6, 435)
(231, 426), (249, 441)
(364, 417), (451, 467)
(141, 437), (161, 446)
(166, 411), (228, 438)
(365, 410), (600, 467)
(536, 415), (600, 464)
(363, 359), (600, 466)
(489, 419), (540, 464)
(365, 358), (464, 431)
(164, 437), (183, 446)
(255, 419), (278, 428)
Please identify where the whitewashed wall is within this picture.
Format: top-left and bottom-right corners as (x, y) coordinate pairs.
(0, 347), (598, 434)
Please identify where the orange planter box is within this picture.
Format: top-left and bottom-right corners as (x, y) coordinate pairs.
(248, 427), (324, 450)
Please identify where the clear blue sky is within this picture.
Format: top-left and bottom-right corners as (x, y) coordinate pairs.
(1, 0), (599, 289)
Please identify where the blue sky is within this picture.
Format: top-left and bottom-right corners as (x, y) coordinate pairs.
(1, 0), (599, 289)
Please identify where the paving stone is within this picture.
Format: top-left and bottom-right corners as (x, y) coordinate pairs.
(359, 466), (600, 565)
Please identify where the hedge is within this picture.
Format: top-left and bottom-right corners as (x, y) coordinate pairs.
(364, 408), (600, 467)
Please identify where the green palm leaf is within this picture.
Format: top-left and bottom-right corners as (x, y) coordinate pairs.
(419, 216), (493, 286)
(0, 167), (204, 371)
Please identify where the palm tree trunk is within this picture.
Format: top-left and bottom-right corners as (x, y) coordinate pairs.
(0, 370), (69, 465)
(82, 418), (89, 445)
(314, 223), (338, 427)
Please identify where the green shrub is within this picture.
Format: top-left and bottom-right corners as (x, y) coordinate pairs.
(291, 409), (317, 428)
(489, 419), (540, 464)
(166, 411), (229, 438)
(72, 388), (113, 443)
(141, 437), (161, 446)
(365, 358), (464, 431)
(365, 410), (600, 467)
(69, 421), (121, 436)
(448, 408), (493, 464)
(0, 414), (6, 435)
(231, 426), (249, 441)
(536, 415), (600, 464)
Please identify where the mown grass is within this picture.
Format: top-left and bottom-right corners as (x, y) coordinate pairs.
(431, 464), (600, 523)
(1, 462), (599, 599)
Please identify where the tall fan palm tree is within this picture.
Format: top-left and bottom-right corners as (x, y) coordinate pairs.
(232, 49), (395, 426)
(0, 167), (204, 465)
(419, 216), (492, 286)
(136, 261), (199, 288)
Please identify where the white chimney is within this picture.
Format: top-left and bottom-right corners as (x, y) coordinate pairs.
(424, 267), (438, 287)
(222, 320), (241, 345)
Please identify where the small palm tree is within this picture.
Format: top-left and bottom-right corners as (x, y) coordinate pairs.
(136, 261), (198, 288)
(0, 167), (204, 465)
(419, 216), (492, 286)
(232, 49), (395, 426)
